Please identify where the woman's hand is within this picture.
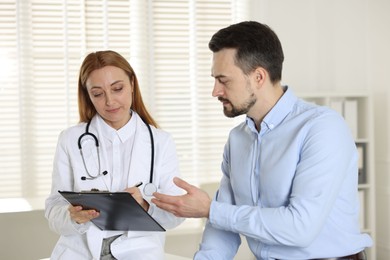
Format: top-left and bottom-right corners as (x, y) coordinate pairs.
(68, 205), (100, 224)
(125, 186), (150, 211)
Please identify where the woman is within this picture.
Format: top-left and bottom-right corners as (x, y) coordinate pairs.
(45, 50), (184, 259)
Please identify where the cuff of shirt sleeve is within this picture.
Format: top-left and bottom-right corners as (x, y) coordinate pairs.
(209, 200), (233, 231)
(144, 196), (155, 215)
(71, 219), (91, 234)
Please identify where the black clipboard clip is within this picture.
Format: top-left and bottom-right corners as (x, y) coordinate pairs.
(81, 188), (108, 193)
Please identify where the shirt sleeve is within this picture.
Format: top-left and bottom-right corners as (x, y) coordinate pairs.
(195, 143), (242, 259)
(146, 131), (185, 229)
(203, 111), (358, 248)
(45, 130), (91, 235)
(194, 218), (241, 260)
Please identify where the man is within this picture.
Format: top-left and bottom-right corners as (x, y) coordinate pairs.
(152, 21), (372, 259)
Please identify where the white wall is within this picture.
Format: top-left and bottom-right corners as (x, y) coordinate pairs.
(249, 0), (390, 258)
(369, 1), (390, 258)
(250, 0), (370, 93)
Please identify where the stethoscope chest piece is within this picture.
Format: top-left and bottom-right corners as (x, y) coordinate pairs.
(144, 183), (157, 196)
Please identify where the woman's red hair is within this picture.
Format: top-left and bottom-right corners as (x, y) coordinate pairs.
(78, 50), (158, 128)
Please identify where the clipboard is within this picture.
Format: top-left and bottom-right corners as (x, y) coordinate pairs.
(59, 190), (165, 232)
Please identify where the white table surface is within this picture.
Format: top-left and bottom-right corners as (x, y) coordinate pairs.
(40, 253), (191, 260)
(165, 253), (192, 259)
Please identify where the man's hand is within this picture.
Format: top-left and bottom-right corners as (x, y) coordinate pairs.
(152, 177), (211, 218)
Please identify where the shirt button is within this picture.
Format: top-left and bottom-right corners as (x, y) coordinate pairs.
(269, 123), (274, 129)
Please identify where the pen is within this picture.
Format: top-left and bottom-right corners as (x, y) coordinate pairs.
(134, 182), (143, 188)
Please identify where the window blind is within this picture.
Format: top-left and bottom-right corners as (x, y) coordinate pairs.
(151, 0), (249, 186)
(0, 0), (249, 211)
(0, 1), (21, 198)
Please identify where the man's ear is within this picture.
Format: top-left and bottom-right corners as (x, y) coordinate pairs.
(253, 67), (267, 87)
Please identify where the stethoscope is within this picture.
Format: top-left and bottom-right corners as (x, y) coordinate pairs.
(77, 117), (157, 196)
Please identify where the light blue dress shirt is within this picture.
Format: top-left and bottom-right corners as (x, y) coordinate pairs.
(194, 87), (372, 260)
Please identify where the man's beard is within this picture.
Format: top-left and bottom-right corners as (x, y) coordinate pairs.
(220, 93), (256, 118)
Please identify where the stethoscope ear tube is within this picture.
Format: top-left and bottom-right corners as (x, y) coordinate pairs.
(77, 121), (99, 149)
(78, 121), (102, 180)
(79, 117), (155, 188)
(144, 121), (154, 184)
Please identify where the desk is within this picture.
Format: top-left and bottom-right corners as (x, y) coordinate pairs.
(165, 253), (192, 259)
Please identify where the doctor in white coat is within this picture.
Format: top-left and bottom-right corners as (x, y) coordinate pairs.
(45, 50), (184, 260)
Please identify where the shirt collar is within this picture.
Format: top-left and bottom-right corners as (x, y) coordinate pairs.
(246, 86), (297, 133)
(97, 110), (137, 143)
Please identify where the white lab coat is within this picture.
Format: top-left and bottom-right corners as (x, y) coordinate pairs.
(45, 112), (184, 260)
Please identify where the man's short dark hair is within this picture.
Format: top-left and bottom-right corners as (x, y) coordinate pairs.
(209, 21), (284, 83)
